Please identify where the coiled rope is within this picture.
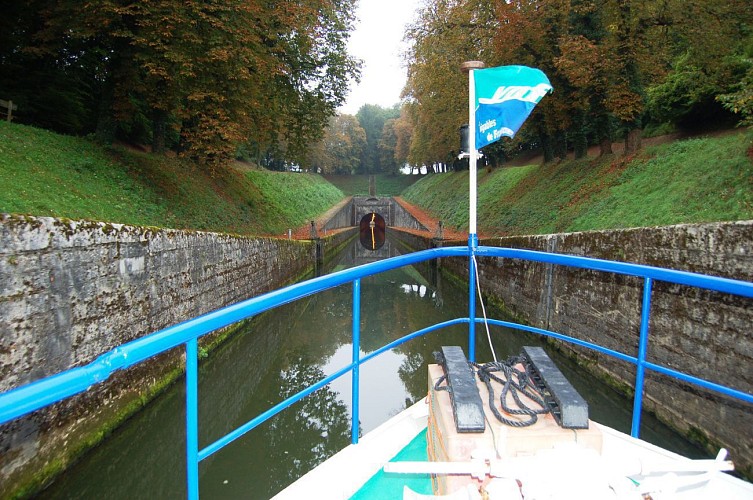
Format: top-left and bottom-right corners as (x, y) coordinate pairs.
(433, 352), (549, 428)
(472, 357), (549, 428)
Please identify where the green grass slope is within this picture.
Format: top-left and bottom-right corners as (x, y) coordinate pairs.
(3, 121), (750, 238)
(0, 122), (344, 235)
(322, 173), (422, 196)
(402, 131), (753, 236)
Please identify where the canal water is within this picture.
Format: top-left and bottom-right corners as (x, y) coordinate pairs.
(39, 233), (707, 499)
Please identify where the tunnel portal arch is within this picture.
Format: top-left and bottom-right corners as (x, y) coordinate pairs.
(359, 212), (386, 250)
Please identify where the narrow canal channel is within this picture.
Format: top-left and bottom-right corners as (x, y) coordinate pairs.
(39, 233), (707, 499)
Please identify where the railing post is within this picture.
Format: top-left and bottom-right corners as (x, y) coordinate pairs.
(468, 235), (478, 362)
(351, 278), (361, 444)
(186, 338), (200, 500)
(631, 277), (653, 438)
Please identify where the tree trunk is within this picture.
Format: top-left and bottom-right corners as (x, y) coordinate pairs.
(592, 98), (613, 157)
(554, 131), (568, 161)
(541, 133), (555, 163)
(152, 109), (167, 154)
(572, 111), (588, 159)
(574, 136), (588, 159)
(490, 154), (498, 169)
(94, 79), (115, 145)
(599, 138), (613, 156)
(624, 127), (642, 155)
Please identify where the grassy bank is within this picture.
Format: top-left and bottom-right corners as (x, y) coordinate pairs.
(3, 121), (751, 238)
(322, 173), (422, 196)
(402, 131), (753, 235)
(0, 121), (344, 235)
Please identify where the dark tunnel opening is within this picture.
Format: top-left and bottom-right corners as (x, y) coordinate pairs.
(359, 212), (386, 250)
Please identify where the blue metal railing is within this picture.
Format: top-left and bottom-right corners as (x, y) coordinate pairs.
(1, 245), (752, 499)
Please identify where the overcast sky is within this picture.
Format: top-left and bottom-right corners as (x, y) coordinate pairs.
(338, 0), (421, 115)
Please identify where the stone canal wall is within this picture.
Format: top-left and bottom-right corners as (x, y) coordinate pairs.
(391, 200), (430, 233)
(0, 214), (318, 497)
(396, 221), (753, 478)
(321, 197), (354, 233)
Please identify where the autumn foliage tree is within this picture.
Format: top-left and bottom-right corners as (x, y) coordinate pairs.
(393, 105), (415, 170)
(304, 114), (366, 174)
(379, 118), (400, 175)
(403, 0), (498, 167)
(402, 0), (752, 165)
(0, 0), (359, 171)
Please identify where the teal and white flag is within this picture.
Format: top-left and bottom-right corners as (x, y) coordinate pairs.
(474, 65), (552, 149)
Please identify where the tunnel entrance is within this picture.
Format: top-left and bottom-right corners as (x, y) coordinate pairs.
(359, 212), (386, 250)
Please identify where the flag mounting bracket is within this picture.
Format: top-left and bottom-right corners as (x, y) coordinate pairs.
(457, 152), (483, 160)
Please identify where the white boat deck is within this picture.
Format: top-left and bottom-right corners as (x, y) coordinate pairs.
(275, 397), (753, 499)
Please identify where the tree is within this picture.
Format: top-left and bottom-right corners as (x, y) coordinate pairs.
(174, 0), (360, 169)
(1, 0), (360, 171)
(379, 118), (399, 176)
(356, 104), (400, 174)
(554, 6), (615, 157)
(305, 114), (366, 174)
(492, 0), (574, 162)
(403, 0), (498, 166)
(262, 0), (361, 165)
(402, 0), (751, 164)
(645, 2), (753, 130)
(393, 105), (414, 170)
(717, 56), (753, 127)
(0, 0), (104, 136)
(603, 0), (651, 154)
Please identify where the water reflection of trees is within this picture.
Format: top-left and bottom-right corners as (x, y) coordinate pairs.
(397, 350), (430, 403)
(260, 358), (350, 496)
(360, 266), (472, 402)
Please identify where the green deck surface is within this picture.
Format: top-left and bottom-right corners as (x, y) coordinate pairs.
(350, 428), (433, 499)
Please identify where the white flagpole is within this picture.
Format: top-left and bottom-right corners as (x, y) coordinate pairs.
(461, 61), (484, 362)
(469, 69), (477, 236)
(461, 61), (484, 240)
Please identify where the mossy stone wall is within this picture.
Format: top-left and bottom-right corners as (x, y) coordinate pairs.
(0, 214), (315, 497)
